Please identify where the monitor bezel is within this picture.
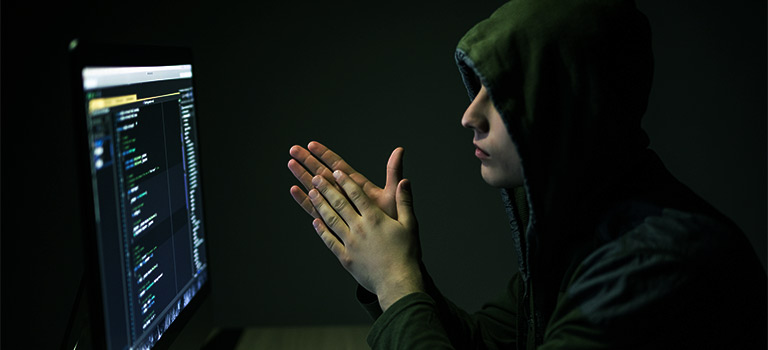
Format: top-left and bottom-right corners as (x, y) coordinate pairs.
(69, 40), (212, 350)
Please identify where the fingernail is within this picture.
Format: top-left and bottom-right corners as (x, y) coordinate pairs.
(402, 180), (411, 192)
(311, 176), (322, 186)
(333, 170), (342, 179)
(312, 220), (319, 229)
(308, 189), (318, 199)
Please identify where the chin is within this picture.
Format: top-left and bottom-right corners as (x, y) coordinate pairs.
(481, 166), (523, 188)
(481, 168), (505, 188)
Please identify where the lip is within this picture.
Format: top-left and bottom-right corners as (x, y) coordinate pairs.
(474, 144), (490, 159)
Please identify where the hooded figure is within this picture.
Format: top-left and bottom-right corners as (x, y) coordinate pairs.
(358, 0), (767, 348)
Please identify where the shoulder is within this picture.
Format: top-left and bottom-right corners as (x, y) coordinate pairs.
(563, 203), (763, 325)
(548, 205), (767, 347)
(587, 201), (742, 270)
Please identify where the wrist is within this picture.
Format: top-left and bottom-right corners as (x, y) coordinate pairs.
(377, 268), (425, 312)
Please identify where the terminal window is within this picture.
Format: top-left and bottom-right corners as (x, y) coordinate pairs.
(83, 65), (208, 350)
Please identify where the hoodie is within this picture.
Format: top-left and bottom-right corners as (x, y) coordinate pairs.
(360, 0), (767, 348)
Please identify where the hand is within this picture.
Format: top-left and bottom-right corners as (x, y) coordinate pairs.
(308, 170), (423, 311)
(288, 141), (403, 219)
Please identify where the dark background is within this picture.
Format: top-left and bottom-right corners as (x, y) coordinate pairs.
(1, 0), (765, 348)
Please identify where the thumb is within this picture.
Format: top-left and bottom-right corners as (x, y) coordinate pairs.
(385, 147), (404, 191)
(396, 178), (415, 227)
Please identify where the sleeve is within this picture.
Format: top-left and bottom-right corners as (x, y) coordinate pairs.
(358, 266), (521, 350)
(538, 248), (694, 349)
(538, 212), (768, 349)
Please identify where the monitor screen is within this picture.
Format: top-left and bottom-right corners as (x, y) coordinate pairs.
(81, 62), (209, 350)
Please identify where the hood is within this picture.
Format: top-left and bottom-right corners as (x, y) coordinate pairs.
(455, 0), (654, 286)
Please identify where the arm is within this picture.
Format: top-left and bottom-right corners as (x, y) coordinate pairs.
(364, 270), (520, 350)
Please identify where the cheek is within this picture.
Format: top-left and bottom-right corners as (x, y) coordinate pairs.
(501, 150), (524, 187)
(498, 151), (516, 174)
(493, 137), (524, 187)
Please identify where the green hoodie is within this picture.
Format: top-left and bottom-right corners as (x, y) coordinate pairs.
(359, 0), (767, 348)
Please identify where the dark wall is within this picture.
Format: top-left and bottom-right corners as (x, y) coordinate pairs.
(1, 0), (765, 348)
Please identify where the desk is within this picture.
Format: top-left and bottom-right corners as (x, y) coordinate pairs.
(204, 325), (372, 350)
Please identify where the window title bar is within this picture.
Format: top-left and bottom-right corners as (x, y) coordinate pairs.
(83, 65), (192, 91)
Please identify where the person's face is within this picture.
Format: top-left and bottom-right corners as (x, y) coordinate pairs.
(461, 85), (524, 188)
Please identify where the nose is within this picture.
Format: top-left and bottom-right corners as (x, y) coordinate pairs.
(461, 98), (489, 134)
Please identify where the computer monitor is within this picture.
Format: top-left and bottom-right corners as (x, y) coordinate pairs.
(71, 42), (210, 350)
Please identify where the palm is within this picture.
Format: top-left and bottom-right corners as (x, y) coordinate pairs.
(288, 141), (402, 219)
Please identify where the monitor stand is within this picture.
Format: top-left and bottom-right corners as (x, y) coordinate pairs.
(61, 274), (94, 350)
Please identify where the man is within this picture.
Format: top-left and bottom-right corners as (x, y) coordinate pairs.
(288, 0), (767, 348)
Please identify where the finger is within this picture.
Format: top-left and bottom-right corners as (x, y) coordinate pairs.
(308, 188), (350, 242)
(313, 218), (345, 258)
(332, 170), (375, 216)
(290, 145), (336, 185)
(396, 179), (416, 228)
(308, 141), (372, 188)
(289, 185), (319, 218)
(311, 175), (359, 224)
(385, 147), (404, 191)
(288, 158), (316, 192)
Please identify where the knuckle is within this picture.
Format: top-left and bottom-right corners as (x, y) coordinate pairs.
(330, 197), (347, 211)
(350, 222), (364, 233)
(330, 159), (344, 170)
(365, 211), (382, 225)
(303, 204), (315, 216)
(339, 255), (353, 268)
(324, 236), (336, 251)
(346, 188), (360, 200)
(347, 190), (366, 207)
(321, 231), (341, 251)
(326, 215), (341, 228)
(312, 197), (325, 210)
(319, 148), (332, 161)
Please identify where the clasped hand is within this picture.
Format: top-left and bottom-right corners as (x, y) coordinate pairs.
(288, 142), (424, 311)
